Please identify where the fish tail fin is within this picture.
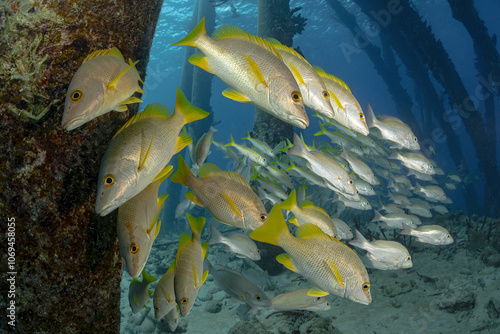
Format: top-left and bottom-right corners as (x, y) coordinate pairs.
(313, 121), (328, 137)
(170, 17), (206, 47)
(288, 133), (307, 158)
(371, 209), (383, 223)
(171, 155), (194, 186)
(400, 223), (414, 236)
(174, 88), (210, 125)
(365, 103), (377, 128)
(141, 269), (157, 284)
(339, 143), (348, 160)
(348, 229), (369, 249)
(387, 150), (400, 160)
(186, 213), (206, 237)
(224, 134), (236, 147)
(280, 189), (297, 212)
(414, 182), (422, 192)
(208, 225), (224, 245)
(249, 204), (289, 246)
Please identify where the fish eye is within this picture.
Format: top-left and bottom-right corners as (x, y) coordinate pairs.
(348, 179), (353, 185)
(362, 283), (370, 291)
(181, 297), (188, 304)
(256, 294), (261, 300)
(430, 165), (433, 169)
(370, 187), (373, 191)
(70, 89), (83, 101)
(103, 174), (115, 187)
(154, 306), (159, 311)
(130, 243), (139, 254)
(291, 91), (302, 102)
(446, 234), (451, 238)
(326, 302), (330, 306)
(315, 297), (321, 301)
(322, 91), (329, 99)
(259, 214), (267, 221)
(413, 137), (417, 142)
(406, 256), (411, 261)
(359, 113), (364, 119)
(257, 249), (260, 253)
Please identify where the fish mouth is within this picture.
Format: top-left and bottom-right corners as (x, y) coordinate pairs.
(95, 201), (118, 217)
(290, 116), (309, 129)
(62, 116), (85, 131)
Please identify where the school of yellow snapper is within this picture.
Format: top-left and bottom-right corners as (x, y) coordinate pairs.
(61, 17), (458, 329)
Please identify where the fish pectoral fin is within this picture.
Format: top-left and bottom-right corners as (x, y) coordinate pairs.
(133, 293), (139, 306)
(107, 60), (140, 90)
(329, 90), (344, 111)
(222, 88), (251, 102)
(307, 287), (329, 297)
(201, 270), (209, 286)
(188, 53), (213, 74)
(276, 253), (297, 273)
(114, 104), (129, 112)
(222, 193), (243, 218)
(152, 165), (174, 183)
(139, 129), (154, 171)
(192, 261), (199, 287)
(175, 132), (193, 154)
(243, 54), (267, 89)
(185, 191), (203, 207)
(288, 217), (299, 226)
(213, 216), (231, 226)
(326, 259), (344, 286)
(118, 96), (143, 105)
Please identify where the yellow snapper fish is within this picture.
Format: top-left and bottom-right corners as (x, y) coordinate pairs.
(171, 18), (309, 128)
(153, 261), (177, 320)
(288, 133), (358, 197)
(313, 65), (369, 136)
(174, 213), (209, 317)
(401, 223), (454, 245)
(331, 217), (353, 240)
(250, 205), (371, 305)
(193, 126), (218, 170)
(95, 88), (209, 216)
(365, 104), (420, 150)
(208, 225), (261, 260)
(128, 269), (157, 314)
(171, 155), (268, 231)
(349, 229), (412, 269)
(280, 189), (338, 238)
(62, 47), (144, 131)
(265, 38), (335, 119)
(271, 289), (332, 312)
(118, 171), (171, 277)
(413, 183), (448, 202)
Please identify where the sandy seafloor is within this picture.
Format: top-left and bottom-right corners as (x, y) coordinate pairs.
(119, 211), (500, 334)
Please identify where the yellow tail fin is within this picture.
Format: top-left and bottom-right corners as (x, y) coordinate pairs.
(280, 189), (298, 212)
(249, 204), (289, 246)
(170, 155), (194, 186)
(174, 88), (210, 125)
(170, 17), (207, 47)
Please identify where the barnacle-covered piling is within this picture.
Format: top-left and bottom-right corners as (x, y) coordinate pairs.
(0, 0), (163, 333)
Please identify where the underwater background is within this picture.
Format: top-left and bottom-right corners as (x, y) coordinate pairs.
(1, 0), (500, 333)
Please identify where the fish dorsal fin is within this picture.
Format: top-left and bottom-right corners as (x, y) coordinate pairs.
(276, 253), (297, 272)
(307, 286), (329, 297)
(84, 46), (125, 62)
(213, 25), (282, 60)
(114, 103), (171, 138)
(201, 270), (209, 285)
(300, 200), (329, 216)
(326, 259), (344, 286)
(287, 61), (305, 85)
(185, 191), (203, 207)
(198, 163), (222, 178)
(186, 213), (205, 236)
(152, 165), (174, 183)
(243, 54), (267, 90)
(266, 38), (308, 63)
(314, 66), (352, 93)
(295, 223), (329, 240)
(222, 193), (243, 218)
(215, 170), (251, 188)
(202, 242), (209, 259)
